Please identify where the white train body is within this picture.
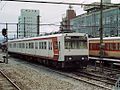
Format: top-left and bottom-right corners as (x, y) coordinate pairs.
(8, 33), (89, 68)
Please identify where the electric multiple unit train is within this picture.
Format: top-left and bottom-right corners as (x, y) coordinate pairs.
(8, 32), (89, 69)
(89, 37), (120, 59)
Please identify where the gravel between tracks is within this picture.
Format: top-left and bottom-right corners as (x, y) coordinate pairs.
(0, 55), (110, 90)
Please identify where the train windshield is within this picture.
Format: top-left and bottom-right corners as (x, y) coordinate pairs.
(64, 36), (87, 49)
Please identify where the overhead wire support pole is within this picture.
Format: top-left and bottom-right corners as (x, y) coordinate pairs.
(99, 0), (103, 72)
(37, 15), (40, 36)
(17, 23), (18, 39)
(6, 23), (8, 64)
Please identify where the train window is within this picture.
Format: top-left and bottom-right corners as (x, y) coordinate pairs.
(41, 42), (43, 49)
(96, 43), (100, 50)
(65, 40), (87, 49)
(113, 43), (116, 50)
(118, 43), (120, 50)
(51, 42), (52, 50)
(48, 42), (50, 50)
(106, 43), (109, 50)
(35, 42), (38, 49)
(26, 43), (28, 49)
(23, 43), (25, 48)
(31, 42), (34, 49)
(110, 43), (114, 51)
(21, 43), (23, 48)
(115, 43), (118, 50)
(48, 42), (52, 50)
(65, 41), (69, 49)
(13, 43), (16, 48)
(22, 43), (25, 48)
(44, 42), (46, 49)
(79, 42), (87, 49)
(10, 44), (12, 48)
(19, 43), (21, 48)
(16, 43), (18, 48)
(39, 42), (41, 49)
(28, 43), (30, 49)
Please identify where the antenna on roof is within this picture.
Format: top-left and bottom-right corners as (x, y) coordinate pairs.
(69, 4), (73, 10)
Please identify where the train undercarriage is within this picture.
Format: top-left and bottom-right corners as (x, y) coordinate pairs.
(8, 52), (88, 69)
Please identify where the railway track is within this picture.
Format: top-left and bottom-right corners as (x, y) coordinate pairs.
(2, 56), (115, 90)
(74, 70), (116, 85)
(88, 64), (120, 78)
(52, 69), (113, 90)
(19, 60), (114, 90)
(0, 70), (21, 90)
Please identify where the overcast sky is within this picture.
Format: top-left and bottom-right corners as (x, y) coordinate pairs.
(0, 0), (119, 38)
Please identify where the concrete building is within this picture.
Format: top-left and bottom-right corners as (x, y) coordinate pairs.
(18, 9), (40, 38)
(70, 0), (120, 37)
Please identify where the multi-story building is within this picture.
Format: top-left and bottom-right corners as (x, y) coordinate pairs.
(70, 0), (120, 37)
(18, 9), (40, 38)
(60, 5), (76, 31)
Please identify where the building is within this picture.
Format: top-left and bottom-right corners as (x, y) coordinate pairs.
(60, 5), (76, 31)
(70, 0), (120, 37)
(18, 9), (40, 38)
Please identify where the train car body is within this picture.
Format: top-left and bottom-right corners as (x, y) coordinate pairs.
(8, 33), (89, 69)
(89, 37), (120, 59)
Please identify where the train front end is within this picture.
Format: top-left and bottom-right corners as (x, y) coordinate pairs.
(58, 33), (89, 69)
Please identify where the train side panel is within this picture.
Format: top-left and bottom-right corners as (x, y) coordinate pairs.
(8, 33), (89, 69)
(89, 37), (120, 59)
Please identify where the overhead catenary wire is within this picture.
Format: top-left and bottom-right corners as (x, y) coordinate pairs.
(0, 22), (120, 28)
(0, 0), (120, 7)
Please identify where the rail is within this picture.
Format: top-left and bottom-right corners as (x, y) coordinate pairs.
(113, 77), (120, 90)
(0, 70), (21, 90)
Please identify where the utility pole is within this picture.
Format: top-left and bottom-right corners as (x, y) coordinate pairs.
(99, 0), (103, 72)
(37, 15), (40, 36)
(6, 23), (8, 64)
(17, 23), (18, 38)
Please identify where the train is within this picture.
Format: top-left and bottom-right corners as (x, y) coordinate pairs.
(89, 37), (120, 59)
(8, 32), (89, 69)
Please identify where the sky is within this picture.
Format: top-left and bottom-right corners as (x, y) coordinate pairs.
(0, 0), (119, 39)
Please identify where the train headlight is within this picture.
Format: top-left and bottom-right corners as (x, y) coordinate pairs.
(82, 57), (84, 60)
(69, 57), (72, 60)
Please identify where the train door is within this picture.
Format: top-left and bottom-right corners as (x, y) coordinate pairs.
(48, 41), (51, 58)
(52, 37), (59, 61)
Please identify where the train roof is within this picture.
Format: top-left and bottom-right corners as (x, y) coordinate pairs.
(89, 37), (120, 41)
(9, 32), (87, 42)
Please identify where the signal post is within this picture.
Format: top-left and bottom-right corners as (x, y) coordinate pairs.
(2, 23), (8, 64)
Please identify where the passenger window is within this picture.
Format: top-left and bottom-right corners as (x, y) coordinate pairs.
(35, 42), (38, 49)
(48, 42), (50, 50)
(39, 42), (41, 49)
(26, 43), (28, 49)
(51, 42), (52, 50)
(119, 43), (120, 50)
(44, 42), (46, 49)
